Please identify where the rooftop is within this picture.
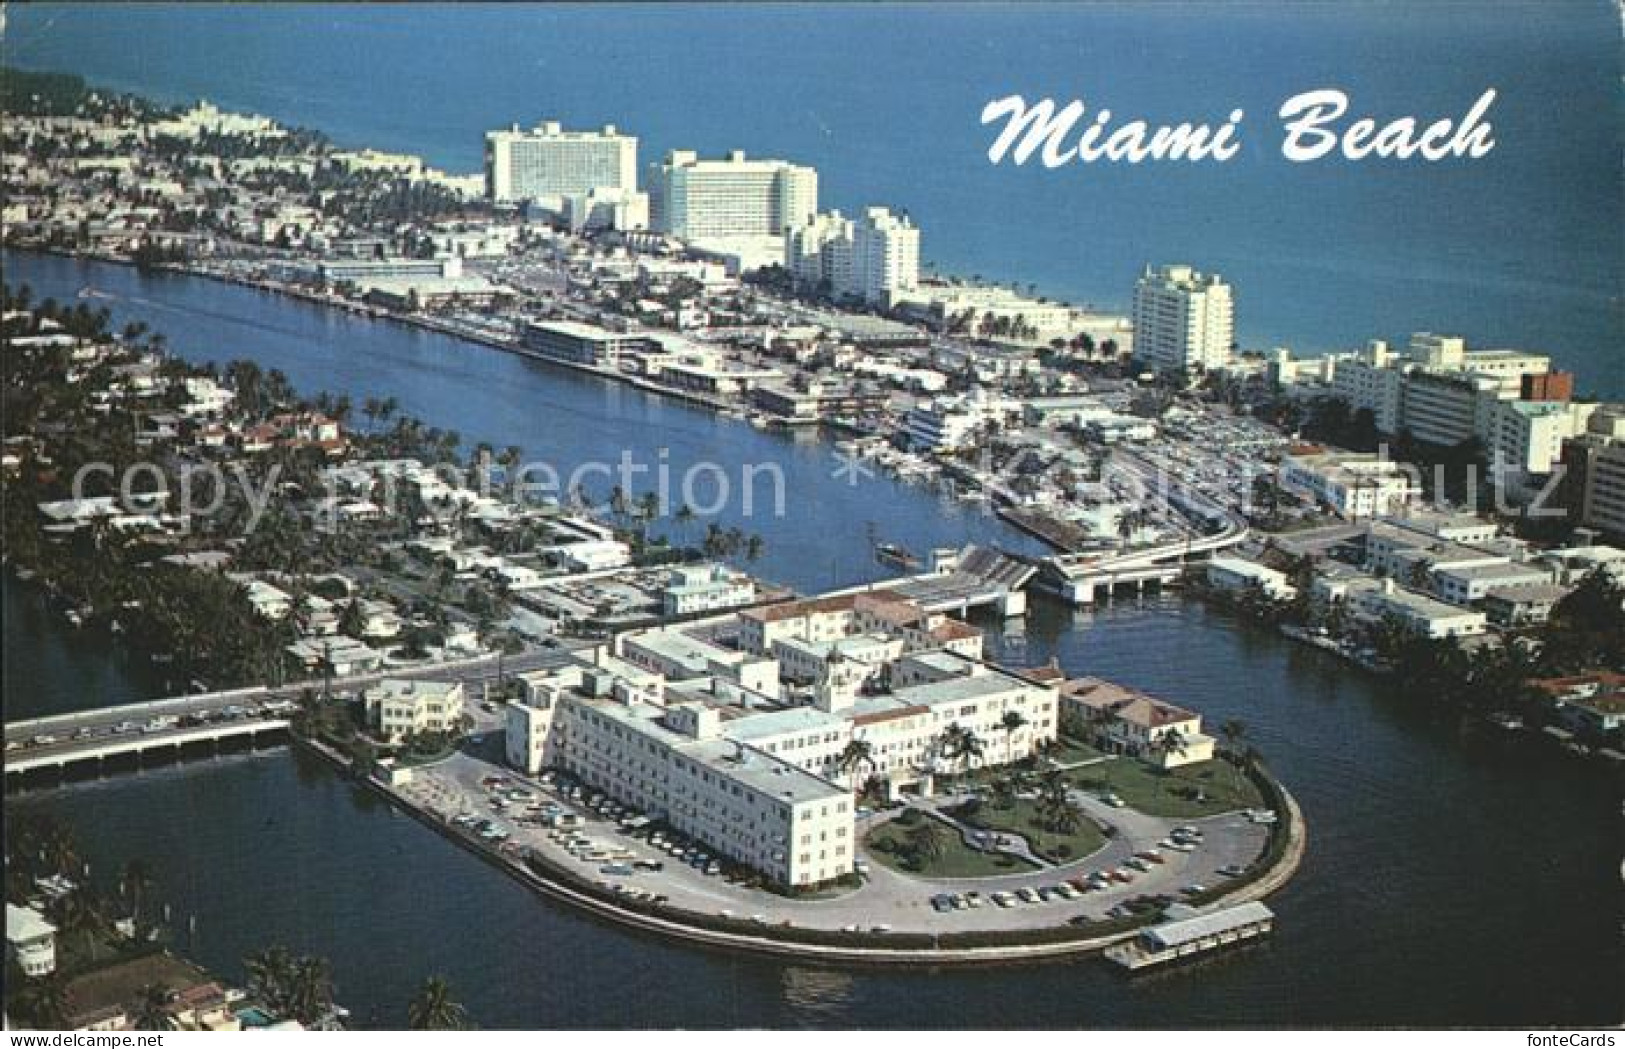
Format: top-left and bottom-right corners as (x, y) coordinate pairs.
(1060, 676), (1200, 729)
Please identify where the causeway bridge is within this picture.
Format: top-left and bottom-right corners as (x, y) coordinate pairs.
(1036, 452), (1252, 607)
(4, 646), (579, 791)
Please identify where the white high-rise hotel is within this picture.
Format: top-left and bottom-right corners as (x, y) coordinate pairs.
(1132, 264), (1235, 372)
(485, 122), (638, 203)
(786, 206), (920, 306)
(650, 150), (817, 266)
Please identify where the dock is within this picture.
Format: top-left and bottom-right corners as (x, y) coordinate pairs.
(1103, 901), (1275, 971)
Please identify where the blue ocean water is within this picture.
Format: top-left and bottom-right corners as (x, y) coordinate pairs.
(5, 3), (1621, 392)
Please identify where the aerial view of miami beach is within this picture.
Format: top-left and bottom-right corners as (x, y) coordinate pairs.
(2, 2), (1621, 1036)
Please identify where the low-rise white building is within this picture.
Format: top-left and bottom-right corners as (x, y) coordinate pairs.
(1058, 677), (1216, 769)
(1206, 557), (1296, 601)
(1349, 579), (1488, 639)
(662, 564), (756, 616)
(6, 903), (57, 977)
(366, 679), (467, 743)
(1279, 449), (1421, 519)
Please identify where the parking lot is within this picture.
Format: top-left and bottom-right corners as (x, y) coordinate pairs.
(394, 749), (1273, 935)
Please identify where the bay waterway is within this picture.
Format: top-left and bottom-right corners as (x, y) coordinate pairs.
(5, 251), (1620, 1027)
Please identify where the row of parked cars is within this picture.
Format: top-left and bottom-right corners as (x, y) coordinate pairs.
(14, 701), (292, 751)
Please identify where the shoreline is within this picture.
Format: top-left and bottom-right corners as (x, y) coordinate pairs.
(294, 733), (1306, 967)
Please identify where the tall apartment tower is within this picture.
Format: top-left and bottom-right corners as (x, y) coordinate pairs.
(1132, 264), (1235, 373)
(649, 150), (818, 243)
(485, 122), (638, 203)
(786, 206), (920, 306)
(850, 207), (920, 307)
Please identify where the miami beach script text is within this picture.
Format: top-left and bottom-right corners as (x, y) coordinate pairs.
(982, 88), (1498, 165)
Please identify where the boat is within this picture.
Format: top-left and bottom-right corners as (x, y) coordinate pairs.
(1105, 902), (1274, 972)
(874, 542), (921, 569)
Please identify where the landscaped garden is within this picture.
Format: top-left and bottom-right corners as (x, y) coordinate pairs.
(1065, 755), (1264, 818)
(952, 795), (1107, 864)
(864, 809), (1037, 879)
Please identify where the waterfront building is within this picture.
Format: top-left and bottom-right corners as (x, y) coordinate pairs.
(331, 148), (425, 178)
(1348, 579), (1488, 638)
(505, 662), (853, 888)
(895, 285), (1086, 344)
(365, 679), (466, 743)
(662, 564), (756, 616)
(1279, 448), (1421, 519)
(1106, 902), (1275, 971)
(1528, 671), (1625, 739)
(520, 320), (648, 368)
(1131, 264), (1234, 373)
(146, 100), (284, 141)
(1560, 432), (1625, 541)
(1328, 333), (1573, 484)
(1206, 557), (1296, 601)
(1058, 677), (1216, 768)
(785, 210), (854, 294)
(649, 149), (818, 268)
(5, 903), (57, 977)
(785, 207), (919, 306)
(648, 352), (784, 396)
(900, 390), (1022, 452)
(504, 589), (1055, 881)
(485, 122), (638, 204)
(317, 255), (463, 285)
(1429, 561), (1553, 606)
(1482, 583), (1572, 627)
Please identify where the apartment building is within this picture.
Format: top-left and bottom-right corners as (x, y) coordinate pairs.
(1131, 264), (1234, 373)
(1348, 578), (1488, 638)
(787, 207), (919, 306)
(1279, 449), (1421, 518)
(485, 122), (638, 203)
(1561, 433), (1625, 540)
(649, 149), (817, 267)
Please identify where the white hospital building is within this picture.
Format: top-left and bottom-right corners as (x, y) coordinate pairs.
(505, 590), (1058, 887)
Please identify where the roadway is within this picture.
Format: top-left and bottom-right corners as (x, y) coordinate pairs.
(3, 642), (590, 769)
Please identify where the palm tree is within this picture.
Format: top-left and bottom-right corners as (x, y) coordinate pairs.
(999, 710), (1028, 756)
(407, 975), (469, 1030)
(121, 858), (155, 937)
(1219, 719), (1249, 789)
(39, 820), (80, 878)
(287, 954), (334, 1027)
(1148, 726), (1189, 770)
(990, 776), (1018, 811)
(245, 945), (297, 1017)
(1036, 771), (1082, 834)
(834, 739), (875, 788)
(904, 818), (947, 867)
(958, 728), (985, 779)
(132, 984), (176, 1031)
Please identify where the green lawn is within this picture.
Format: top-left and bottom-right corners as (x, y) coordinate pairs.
(956, 798), (1107, 864)
(1047, 736), (1109, 767)
(1067, 757), (1263, 818)
(863, 814), (1038, 879)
